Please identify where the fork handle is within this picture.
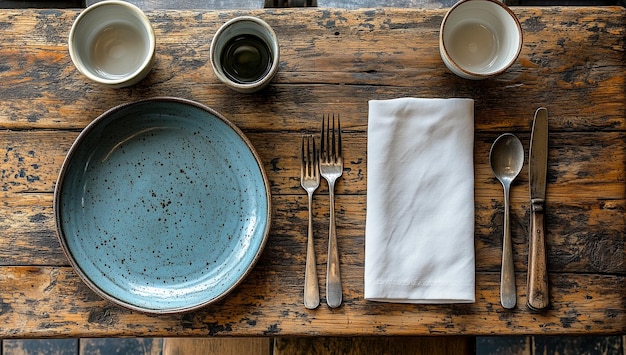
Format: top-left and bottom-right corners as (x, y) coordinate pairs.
(326, 184), (342, 308)
(304, 193), (320, 309)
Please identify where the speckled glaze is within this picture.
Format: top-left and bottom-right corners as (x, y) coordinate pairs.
(54, 97), (271, 313)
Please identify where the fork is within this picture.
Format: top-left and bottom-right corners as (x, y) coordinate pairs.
(301, 134), (320, 309)
(319, 113), (343, 308)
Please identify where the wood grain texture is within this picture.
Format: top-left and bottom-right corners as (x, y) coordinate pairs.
(476, 336), (532, 355)
(0, 7), (624, 338)
(1, 132), (623, 273)
(80, 338), (163, 355)
(84, 0), (462, 10)
(274, 337), (476, 355)
(162, 338), (271, 355)
(2, 339), (78, 355)
(533, 335), (624, 355)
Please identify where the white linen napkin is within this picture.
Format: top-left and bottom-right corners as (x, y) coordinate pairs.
(364, 97), (476, 303)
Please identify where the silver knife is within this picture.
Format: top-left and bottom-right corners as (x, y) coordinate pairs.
(527, 107), (549, 311)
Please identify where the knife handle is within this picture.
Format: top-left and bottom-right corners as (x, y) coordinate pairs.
(527, 198), (549, 311)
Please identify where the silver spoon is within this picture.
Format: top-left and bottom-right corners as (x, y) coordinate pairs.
(489, 133), (524, 309)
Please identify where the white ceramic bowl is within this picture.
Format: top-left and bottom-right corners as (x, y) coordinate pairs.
(440, 0), (522, 80)
(69, 0), (156, 88)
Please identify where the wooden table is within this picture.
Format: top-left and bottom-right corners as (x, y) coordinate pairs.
(0, 6), (624, 339)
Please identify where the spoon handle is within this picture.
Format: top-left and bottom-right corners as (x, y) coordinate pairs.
(501, 185), (516, 309)
(527, 198), (549, 311)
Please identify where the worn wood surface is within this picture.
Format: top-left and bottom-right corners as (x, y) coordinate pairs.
(0, 7), (624, 338)
(162, 336), (474, 355)
(2, 338), (163, 354)
(273, 337), (476, 354)
(84, 0), (461, 9)
(2, 339), (79, 354)
(79, 338), (164, 355)
(162, 338), (271, 355)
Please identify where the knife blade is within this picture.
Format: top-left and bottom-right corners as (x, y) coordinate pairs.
(527, 107), (549, 311)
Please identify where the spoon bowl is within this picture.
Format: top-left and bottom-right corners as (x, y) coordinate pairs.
(489, 133), (524, 309)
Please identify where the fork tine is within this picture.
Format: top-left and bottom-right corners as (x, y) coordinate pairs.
(312, 135), (318, 178)
(336, 114), (342, 160)
(306, 135), (313, 177)
(300, 135), (306, 179)
(302, 134), (318, 179)
(306, 135), (311, 177)
(321, 113), (341, 163)
(330, 113), (337, 161)
(328, 113), (337, 162)
(320, 114), (327, 162)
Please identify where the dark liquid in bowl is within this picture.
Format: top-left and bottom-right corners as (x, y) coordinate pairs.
(220, 34), (272, 84)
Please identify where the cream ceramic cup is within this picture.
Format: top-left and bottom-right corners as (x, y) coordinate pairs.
(210, 16), (280, 93)
(69, 0), (156, 88)
(439, 0), (522, 80)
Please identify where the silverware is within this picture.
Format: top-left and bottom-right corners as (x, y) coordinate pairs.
(301, 134), (320, 309)
(319, 113), (343, 308)
(490, 133), (524, 309)
(528, 107), (549, 311)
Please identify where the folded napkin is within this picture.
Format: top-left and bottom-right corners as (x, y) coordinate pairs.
(365, 98), (476, 303)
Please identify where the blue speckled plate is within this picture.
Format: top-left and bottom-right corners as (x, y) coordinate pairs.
(54, 97), (271, 313)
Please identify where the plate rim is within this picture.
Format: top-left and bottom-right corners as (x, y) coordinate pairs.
(53, 96), (272, 314)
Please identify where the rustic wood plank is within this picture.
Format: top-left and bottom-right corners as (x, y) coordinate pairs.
(162, 338), (271, 355)
(0, 266), (623, 337)
(533, 335), (624, 355)
(476, 336), (531, 355)
(2, 339), (78, 355)
(1, 189), (624, 274)
(0, 1), (82, 8)
(79, 338), (163, 355)
(1, 130), (623, 273)
(83, 0), (461, 9)
(0, 8), (623, 131)
(1, 128), (625, 197)
(85, 0), (264, 9)
(273, 336), (476, 355)
(2, 128), (625, 204)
